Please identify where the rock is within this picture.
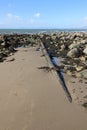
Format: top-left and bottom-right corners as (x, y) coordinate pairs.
(83, 46), (87, 55)
(69, 43), (80, 50)
(76, 73), (81, 78)
(82, 102), (87, 108)
(64, 65), (76, 72)
(80, 40), (87, 44)
(66, 70), (73, 76)
(60, 44), (65, 50)
(80, 69), (87, 79)
(67, 48), (79, 57)
(1, 42), (5, 46)
(76, 66), (84, 72)
(0, 35), (4, 43)
(80, 56), (85, 61)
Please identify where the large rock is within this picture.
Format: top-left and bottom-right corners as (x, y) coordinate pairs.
(69, 43), (80, 50)
(80, 69), (87, 79)
(67, 48), (79, 57)
(1, 42), (5, 46)
(83, 46), (87, 55)
(0, 35), (4, 43)
(76, 66), (84, 72)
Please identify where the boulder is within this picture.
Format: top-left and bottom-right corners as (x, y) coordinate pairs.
(76, 66), (84, 72)
(67, 48), (79, 57)
(69, 43), (80, 50)
(80, 56), (85, 61)
(83, 47), (87, 55)
(1, 42), (5, 46)
(80, 69), (87, 79)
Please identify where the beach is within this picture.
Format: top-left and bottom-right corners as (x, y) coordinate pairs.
(0, 46), (87, 130)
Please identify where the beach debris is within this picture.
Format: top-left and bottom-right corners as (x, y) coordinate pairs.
(6, 58), (15, 62)
(37, 66), (51, 72)
(82, 102), (87, 108)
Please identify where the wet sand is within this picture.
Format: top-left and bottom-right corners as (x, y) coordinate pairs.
(0, 46), (87, 130)
(64, 73), (87, 106)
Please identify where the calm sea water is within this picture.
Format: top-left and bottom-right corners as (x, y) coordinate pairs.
(0, 29), (87, 34)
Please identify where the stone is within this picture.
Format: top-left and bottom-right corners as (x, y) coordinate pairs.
(80, 56), (85, 61)
(80, 69), (87, 79)
(69, 43), (80, 50)
(64, 65), (76, 72)
(60, 44), (65, 50)
(66, 70), (72, 76)
(76, 66), (84, 72)
(1, 42), (5, 46)
(82, 102), (87, 108)
(83, 46), (87, 55)
(76, 72), (81, 78)
(67, 48), (79, 57)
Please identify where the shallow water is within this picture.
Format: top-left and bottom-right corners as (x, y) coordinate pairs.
(0, 29), (87, 34)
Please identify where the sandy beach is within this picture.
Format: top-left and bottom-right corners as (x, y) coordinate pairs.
(0, 46), (87, 130)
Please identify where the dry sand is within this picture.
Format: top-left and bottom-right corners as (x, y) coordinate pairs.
(0, 46), (87, 130)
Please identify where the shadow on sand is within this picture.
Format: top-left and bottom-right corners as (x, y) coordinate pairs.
(57, 70), (72, 103)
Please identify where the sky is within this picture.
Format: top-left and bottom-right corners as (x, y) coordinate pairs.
(0, 0), (87, 29)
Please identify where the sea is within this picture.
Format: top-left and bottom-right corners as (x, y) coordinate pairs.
(0, 29), (87, 34)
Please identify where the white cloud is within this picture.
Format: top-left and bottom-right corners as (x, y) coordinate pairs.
(0, 12), (42, 28)
(6, 13), (21, 20)
(34, 13), (40, 18)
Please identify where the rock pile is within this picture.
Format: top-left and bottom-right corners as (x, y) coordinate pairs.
(0, 34), (38, 62)
(0, 32), (87, 79)
(39, 32), (87, 79)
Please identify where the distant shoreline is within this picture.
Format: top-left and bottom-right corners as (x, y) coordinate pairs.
(0, 28), (87, 34)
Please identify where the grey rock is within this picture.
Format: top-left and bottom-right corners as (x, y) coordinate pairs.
(69, 43), (80, 50)
(83, 47), (87, 55)
(67, 48), (79, 57)
(76, 66), (84, 72)
(64, 65), (76, 72)
(80, 69), (87, 79)
(1, 42), (5, 46)
(60, 44), (65, 50)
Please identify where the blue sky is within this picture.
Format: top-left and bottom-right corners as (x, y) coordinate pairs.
(0, 0), (87, 29)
